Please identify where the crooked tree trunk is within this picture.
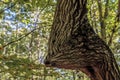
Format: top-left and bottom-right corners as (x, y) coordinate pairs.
(44, 0), (120, 80)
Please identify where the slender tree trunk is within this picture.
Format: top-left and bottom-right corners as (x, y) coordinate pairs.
(97, 0), (106, 41)
(97, 0), (109, 41)
(108, 0), (120, 46)
(44, 0), (120, 80)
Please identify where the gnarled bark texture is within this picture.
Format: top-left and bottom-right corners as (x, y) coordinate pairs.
(44, 0), (120, 80)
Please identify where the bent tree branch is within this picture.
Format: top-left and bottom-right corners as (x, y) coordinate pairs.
(44, 0), (120, 80)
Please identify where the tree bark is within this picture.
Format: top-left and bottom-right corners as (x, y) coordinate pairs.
(44, 0), (120, 80)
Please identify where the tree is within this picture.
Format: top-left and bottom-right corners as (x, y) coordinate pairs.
(44, 0), (120, 80)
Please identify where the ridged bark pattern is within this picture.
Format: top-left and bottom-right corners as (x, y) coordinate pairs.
(44, 0), (120, 80)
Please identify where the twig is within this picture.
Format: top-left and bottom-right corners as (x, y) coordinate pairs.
(107, 23), (117, 46)
(0, 0), (51, 49)
(0, 1), (17, 14)
(2, 28), (37, 48)
(40, 0), (50, 13)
